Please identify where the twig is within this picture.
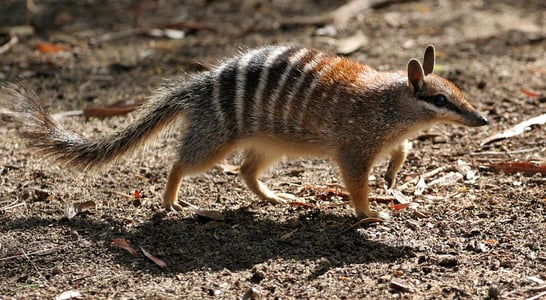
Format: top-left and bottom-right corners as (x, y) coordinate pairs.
(0, 201), (26, 211)
(89, 28), (144, 45)
(16, 246), (48, 286)
(0, 33), (18, 55)
(527, 290), (546, 300)
(1, 239), (83, 262)
(470, 147), (540, 156)
(340, 217), (383, 234)
(106, 190), (134, 199)
(397, 165), (453, 192)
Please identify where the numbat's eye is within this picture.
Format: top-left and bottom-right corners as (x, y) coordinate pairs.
(434, 94), (448, 107)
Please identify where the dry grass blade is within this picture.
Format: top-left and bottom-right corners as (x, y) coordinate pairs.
(341, 217), (384, 233)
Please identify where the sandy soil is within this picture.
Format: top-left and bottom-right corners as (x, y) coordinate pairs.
(0, 0), (545, 299)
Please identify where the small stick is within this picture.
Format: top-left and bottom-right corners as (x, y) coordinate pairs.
(527, 290), (546, 300)
(0, 33), (18, 55)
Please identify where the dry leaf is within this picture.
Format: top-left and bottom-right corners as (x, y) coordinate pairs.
(241, 287), (261, 300)
(390, 202), (410, 211)
(414, 177), (427, 196)
(387, 189), (411, 204)
(56, 290), (82, 300)
(336, 32), (368, 55)
(390, 279), (413, 292)
(488, 161), (546, 176)
(140, 246), (168, 269)
(481, 113), (546, 146)
(427, 172), (463, 187)
(330, 0), (376, 26)
(110, 238), (138, 256)
(64, 200), (96, 219)
(520, 87), (540, 97)
(189, 207), (225, 221)
(35, 42), (67, 53)
(288, 201), (314, 209)
(146, 28), (185, 39)
(83, 98), (146, 118)
(64, 205), (77, 219)
(456, 159), (478, 181)
(74, 200), (96, 211)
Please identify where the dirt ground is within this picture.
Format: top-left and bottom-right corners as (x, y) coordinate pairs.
(1, 0), (545, 299)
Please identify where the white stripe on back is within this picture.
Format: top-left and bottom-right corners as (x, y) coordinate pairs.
(295, 56), (342, 127)
(265, 48), (309, 126)
(235, 49), (262, 133)
(251, 46), (290, 131)
(212, 64), (227, 131)
(282, 52), (324, 130)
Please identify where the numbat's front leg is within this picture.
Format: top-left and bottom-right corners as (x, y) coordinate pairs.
(384, 140), (411, 189)
(338, 155), (390, 220)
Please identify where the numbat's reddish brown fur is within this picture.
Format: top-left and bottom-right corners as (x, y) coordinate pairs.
(9, 45), (487, 219)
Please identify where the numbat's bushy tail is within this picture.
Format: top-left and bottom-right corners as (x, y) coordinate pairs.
(8, 80), (198, 170)
(8, 45), (487, 219)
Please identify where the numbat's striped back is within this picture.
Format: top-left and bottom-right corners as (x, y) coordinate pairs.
(206, 46), (375, 137)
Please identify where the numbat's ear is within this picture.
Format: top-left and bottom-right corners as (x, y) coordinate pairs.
(407, 58), (425, 92)
(422, 45), (435, 75)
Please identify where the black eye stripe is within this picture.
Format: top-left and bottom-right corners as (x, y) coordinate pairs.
(418, 94), (464, 114)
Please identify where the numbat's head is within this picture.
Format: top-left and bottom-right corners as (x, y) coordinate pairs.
(403, 45), (488, 127)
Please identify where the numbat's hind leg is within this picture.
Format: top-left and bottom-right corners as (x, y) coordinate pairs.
(163, 132), (234, 211)
(239, 148), (295, 204)
(163, 160), (187, 212)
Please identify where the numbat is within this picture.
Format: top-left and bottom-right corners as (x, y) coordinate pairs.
(10, 45), (487, 219)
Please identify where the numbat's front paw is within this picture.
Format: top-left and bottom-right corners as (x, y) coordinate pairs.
(163, 201), (185, 212)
